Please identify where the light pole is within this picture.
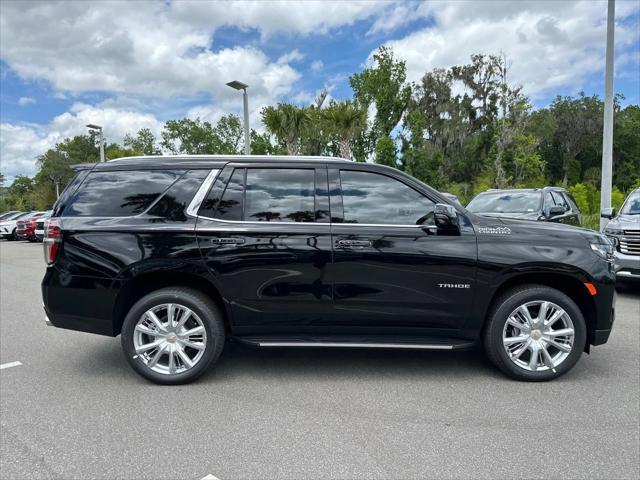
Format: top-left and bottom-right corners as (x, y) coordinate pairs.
(599, 0), (615, 231)
(86, 124), (105, 162)
(226, 80), (251, 155)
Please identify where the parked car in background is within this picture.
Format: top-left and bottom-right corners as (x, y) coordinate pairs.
(42, 155), (615, 385)
(34, 211), (52, 242)
(601, 188), (640, 281)
(467, 187), (582, 226)
(16, 211), (48, 241)
(0, 211), (21, 220)
(0, 211), (33, 240)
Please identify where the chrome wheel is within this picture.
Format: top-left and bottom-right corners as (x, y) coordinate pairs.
(502, 300), (575, 372)
(133, 303), (207, 375)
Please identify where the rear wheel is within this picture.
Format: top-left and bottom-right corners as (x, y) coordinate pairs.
(121, 287), (225, 384)
(484, 285), (586, 381)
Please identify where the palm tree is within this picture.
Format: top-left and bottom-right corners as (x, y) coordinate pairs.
(261, 104), (310, 155)
(322, 100), (367, 160)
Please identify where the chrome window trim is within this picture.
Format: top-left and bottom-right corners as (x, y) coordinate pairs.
(195, 214), (431, 229)
(186, 169), (220, 218)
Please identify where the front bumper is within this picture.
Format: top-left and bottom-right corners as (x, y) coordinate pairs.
(613, 251), (640, 280)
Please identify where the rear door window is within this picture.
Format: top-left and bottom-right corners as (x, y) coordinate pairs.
(244, 169), (315, 222)
(62, 170), (183, 217)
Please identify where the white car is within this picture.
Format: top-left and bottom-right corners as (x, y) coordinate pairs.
(34, 211), (52, 241)
(0, 211), (34, 240)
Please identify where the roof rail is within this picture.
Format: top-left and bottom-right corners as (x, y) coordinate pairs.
(106, 154), (350, 163)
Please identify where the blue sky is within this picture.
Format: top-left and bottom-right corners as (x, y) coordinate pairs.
(1, 0), (638, 179)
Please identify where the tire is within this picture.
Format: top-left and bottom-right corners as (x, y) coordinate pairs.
(484, 284), (586, 381)
(121, 287), (225, 385)
(8, 229), (17, 241)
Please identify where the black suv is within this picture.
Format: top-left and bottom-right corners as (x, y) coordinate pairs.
(467, 187), (582, 226)
(42, 156), (615, 384)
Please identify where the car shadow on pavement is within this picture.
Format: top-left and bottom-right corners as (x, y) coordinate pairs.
(77, 339), (503, 384)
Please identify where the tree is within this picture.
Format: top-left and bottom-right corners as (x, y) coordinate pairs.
(160, 117), (243, 155)
(123, 128), (160, 155)
(349, 46), (412, 160)
(374, 135), (397, 167)
(322, 100), (367, 160)
(261, 104), (311, 155)
(548, 94), (604, 186)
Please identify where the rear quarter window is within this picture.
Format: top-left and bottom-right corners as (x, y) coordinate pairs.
(61, 170), (184, 217)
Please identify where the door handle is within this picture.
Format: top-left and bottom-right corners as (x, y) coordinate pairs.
(336, 239), (372, 248)
(210, 238), (245, 245)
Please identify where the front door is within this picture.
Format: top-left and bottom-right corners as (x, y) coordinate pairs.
(328, 167), (477, 335)
(195, 164), (333, 335)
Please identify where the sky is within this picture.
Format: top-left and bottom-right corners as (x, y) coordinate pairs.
(1, 0), (639, 181)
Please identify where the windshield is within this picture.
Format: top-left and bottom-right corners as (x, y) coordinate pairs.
(2, 212), (26, 221)
(620, 192), (640, 215)
(467, 191), (541, 214)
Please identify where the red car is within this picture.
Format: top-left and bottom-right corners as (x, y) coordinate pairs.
(15, 211), (48, 241)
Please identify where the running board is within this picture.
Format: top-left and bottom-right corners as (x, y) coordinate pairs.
(234, 336), (475, 351)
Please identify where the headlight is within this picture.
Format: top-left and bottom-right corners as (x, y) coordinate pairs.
(590, 242), (614, 261)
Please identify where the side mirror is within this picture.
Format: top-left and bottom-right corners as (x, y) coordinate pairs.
(433, 203), (460, 234)
(547, 205), (566, 217)
(600, 207), (616, 219)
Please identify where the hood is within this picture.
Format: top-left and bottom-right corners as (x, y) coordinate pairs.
(470, 213), (607, 245)
(475, 211), (541, 220)
(605, 214), (640, 231)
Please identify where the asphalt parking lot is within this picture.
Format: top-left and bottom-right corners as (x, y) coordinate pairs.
(1, 240), (639, 480)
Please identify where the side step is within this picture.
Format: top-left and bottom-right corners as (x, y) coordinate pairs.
(233, 336), (475, 351)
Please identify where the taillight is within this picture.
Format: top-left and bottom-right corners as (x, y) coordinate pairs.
(43, 218), (61, 265)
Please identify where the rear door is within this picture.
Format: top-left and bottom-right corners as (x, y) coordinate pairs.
(327, 166), (477, 334)
(195, 163), (333, 335)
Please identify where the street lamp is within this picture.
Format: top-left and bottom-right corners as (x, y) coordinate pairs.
(86, 124), (105, 162)
(226, 80), (251, 155)
(599, 0), (615, 231)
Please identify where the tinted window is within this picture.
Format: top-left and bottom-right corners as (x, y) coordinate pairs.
(216, 168), (244, 221)
(245, 169), (315, 222)
(551, 191), (569, 210)
(52, 170), (89, 217)
(147, 169), (209, 221)
(339, 170), (434, 225)
(62, 170), (183, 217)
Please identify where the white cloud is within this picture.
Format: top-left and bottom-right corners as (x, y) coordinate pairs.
(383, 0), (640, 98)
(170, 0), (394, 38)
(310, 60), (324, 72)
(277, 49), (305, 64)
(0, 104), (163, 179)
(0, 1), (301, 102)
(17, 97), (36, 106)
(367, 3), (420, 36)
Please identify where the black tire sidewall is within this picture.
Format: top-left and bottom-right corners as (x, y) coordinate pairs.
(486, 286), (587, 381)
(121, 288), (224, 385)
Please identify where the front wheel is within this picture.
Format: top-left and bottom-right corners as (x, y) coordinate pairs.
(121, 287), (225, 385)
(484, 285), (586, 381)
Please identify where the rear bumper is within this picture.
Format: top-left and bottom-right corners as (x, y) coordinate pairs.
(42, 266), (117, 336)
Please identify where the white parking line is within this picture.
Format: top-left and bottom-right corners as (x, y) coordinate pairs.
(0, 361), (22, 370)
(201, 475), (220, 480)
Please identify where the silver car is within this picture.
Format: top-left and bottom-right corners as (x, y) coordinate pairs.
(601, 188), (640, 281)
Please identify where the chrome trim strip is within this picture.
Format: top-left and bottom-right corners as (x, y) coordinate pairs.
(617, 271), (640, 278)
(257, 341), (454, 350)
(44, 315), (52, 326)
(186, 169), (220, 217)
(196, 215), (430, 229)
